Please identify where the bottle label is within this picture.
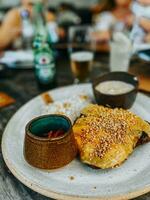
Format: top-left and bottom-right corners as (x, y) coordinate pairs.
(36, 64), (55, 83)
(35, 52), (55, 84)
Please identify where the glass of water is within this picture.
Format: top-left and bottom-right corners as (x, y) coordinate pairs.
(109, 32), (132, 72)
(110, 42), (131, 72)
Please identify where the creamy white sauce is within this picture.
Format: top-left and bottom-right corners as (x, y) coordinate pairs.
(95, 81), (134, 95)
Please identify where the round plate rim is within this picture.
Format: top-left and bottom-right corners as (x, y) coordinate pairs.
(2, 83), (150, 200)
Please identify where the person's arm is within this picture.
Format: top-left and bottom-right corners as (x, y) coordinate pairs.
(137, 0), (150, 42)
(0, 9), (21, 50)
(145, 33), (150, 42)
(138, 0), (150, 5)
(140, 17), (150, 32)
(140, 18), (150, 42)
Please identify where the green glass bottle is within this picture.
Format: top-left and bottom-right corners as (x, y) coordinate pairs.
(33, 2), (56, 90)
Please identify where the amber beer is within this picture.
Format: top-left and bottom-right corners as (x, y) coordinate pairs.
(71, 51), (94, 82)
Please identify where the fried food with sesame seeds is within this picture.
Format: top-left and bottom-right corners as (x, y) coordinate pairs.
(73, 104), (150, 169)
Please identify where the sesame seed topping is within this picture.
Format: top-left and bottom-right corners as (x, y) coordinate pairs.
(73, 104), (148, 161)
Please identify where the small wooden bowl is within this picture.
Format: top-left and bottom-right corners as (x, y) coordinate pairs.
(92, 72), (139, 109)
(24, 114), (77, 170)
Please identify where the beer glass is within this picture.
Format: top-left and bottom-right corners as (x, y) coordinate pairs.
(68, 26), (95, 83)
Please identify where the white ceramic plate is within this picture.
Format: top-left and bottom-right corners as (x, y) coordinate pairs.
(2, 84), (150, 200)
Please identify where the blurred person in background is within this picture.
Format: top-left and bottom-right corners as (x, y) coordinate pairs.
(93, 0), (133, 42)
(56, 2), (81, 42)
(57, 3), (81, 27)
(0, 0), (57, 50)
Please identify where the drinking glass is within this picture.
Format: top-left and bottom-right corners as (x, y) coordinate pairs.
(109, 32), (132, 72)
(110, 42), (131, 72)
(68, 26), (95, 83)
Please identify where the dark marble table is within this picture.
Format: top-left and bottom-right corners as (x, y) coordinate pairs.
(0, 53), (150, 200)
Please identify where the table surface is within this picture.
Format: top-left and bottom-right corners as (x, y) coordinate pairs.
(0, 52), (150, 200)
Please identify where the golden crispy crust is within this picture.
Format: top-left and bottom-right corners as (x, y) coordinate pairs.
(73, 104), (150, 169)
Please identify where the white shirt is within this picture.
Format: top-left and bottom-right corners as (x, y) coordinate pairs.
(95, 12), (116, 31)
(95, 11), (126, 32)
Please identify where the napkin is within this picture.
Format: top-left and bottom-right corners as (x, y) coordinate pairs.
(0, 50), (33, 66)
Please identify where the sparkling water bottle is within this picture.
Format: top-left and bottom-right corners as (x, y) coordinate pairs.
(32, 2), (56, 90)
